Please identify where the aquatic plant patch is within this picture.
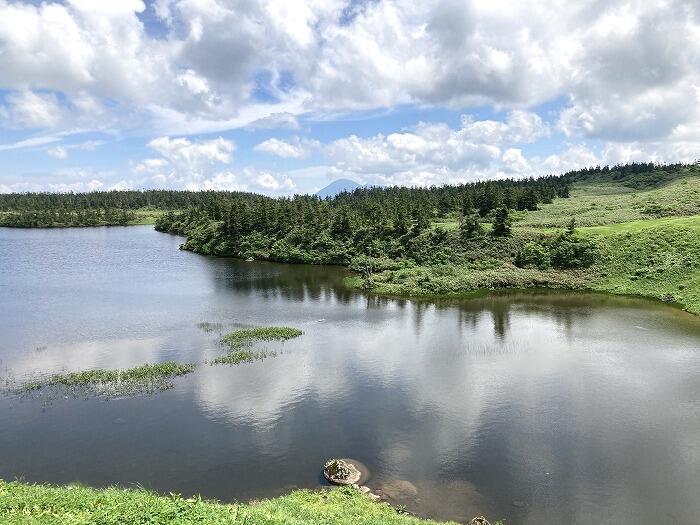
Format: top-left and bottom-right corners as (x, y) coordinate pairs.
(211, 326), (302, 366)
(211, 349), (275, 365)
(14, 362), (196, 396)
(221, 326), (303, 349)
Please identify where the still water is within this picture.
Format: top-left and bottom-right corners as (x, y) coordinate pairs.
(1, 226), (700, 524)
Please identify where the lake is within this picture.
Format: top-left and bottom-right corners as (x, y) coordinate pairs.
(1, 226), (700, 524)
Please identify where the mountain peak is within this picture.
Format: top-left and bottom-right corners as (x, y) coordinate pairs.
(315, 179), (362, 199)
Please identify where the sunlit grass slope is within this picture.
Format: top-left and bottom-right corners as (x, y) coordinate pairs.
(373, 172), (700, 313)
(517, 175), (700, 227)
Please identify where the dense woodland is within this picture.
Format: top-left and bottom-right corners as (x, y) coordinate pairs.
(0, 163), (692, 280)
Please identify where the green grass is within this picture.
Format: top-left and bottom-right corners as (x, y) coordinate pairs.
(17, 362), (196, 395)
(368, 263), (594, 298)
(0, 480), (462, 525)
(517, 176), (700, 228)
(212, 326), (303, 366)
(221, 327), (303, 349)
(586, 220), (700, 313)
(211, 350), (273, 365)
(129, 209), (166, 225)
(578, 214), (700, 235)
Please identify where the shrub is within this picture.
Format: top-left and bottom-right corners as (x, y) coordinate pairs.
(549, 234), (597, 269)
(514, 242), (551, 269)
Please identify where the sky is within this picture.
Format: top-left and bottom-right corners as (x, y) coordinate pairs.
(0, 0), (699, 196)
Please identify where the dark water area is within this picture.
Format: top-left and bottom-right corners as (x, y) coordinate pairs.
(1, 226), (700, 524)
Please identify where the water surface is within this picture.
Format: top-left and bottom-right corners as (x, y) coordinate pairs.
(1, 226), (700, 524)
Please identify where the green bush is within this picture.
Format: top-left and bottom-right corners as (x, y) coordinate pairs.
(514, 242), (551, 269)
(549, 234), (597, 269)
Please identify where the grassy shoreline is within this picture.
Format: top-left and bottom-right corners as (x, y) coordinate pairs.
(0, 480), (465, 525)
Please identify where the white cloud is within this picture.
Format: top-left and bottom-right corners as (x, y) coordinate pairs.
(246, 112), (300, 130)
(254, 136), (319, 158)
(254, 172), (296, 191)
(1, 0), (699, 192)
(47, 146), (68, 160)
(130, 136), (237, 189)
(541, 144), (600, 174)
(0, 0), (697, 147)
(0, 135), (62, 151)
(324, 110), (547, 180)
(1, 91), (64, 128)
(147, 136), (234, 166)
(131, 135), (296, 194)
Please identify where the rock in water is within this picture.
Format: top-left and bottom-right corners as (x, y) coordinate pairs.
(379, 479), (418, 499)
(323, 459), (361, 485)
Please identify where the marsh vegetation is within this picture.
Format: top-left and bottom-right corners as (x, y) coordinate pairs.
(221, 327), (304, 348)
(4, 324), (306, 398)
(212, 326), (303, 366)
(13, 362), (196, 396)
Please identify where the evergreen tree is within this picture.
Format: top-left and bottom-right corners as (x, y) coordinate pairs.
(491, 206), (512, 237)
(459, 208), (483, 240)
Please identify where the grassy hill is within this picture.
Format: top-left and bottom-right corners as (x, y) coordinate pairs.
(363, 167), (700, 314)
(518, 175), (700, 228)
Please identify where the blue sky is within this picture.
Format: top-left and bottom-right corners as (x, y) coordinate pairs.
(0, 0), (698, 194)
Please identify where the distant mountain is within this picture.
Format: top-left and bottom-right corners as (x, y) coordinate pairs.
(315, 178), (362, 199)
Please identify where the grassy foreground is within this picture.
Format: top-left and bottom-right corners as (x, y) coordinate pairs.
(0, 481), (458, 525)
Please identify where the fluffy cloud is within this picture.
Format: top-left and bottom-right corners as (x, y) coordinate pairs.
(0, 91), (64, 128)
(132, 135), (297, 194)
(1, 0), (699, 192)
(254, 136), (319, 158)
(323, 110), (547, 182)
(133, 136), (236, 188)
(0, 0), (697, 142)
(254, 172), (297, 191)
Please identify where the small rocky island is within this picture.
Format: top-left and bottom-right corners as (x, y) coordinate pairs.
(323, 459), (381, 502)
(323, 459), (361, 485)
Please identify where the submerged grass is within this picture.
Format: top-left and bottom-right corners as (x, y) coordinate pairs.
(211, 349), (275, 365)
(16, 362), (196, 396)
(0, 480), (464, 525)
(221, 326), (303, 349)
(197, 321), (224, 333)
(212, 326), (303, 366)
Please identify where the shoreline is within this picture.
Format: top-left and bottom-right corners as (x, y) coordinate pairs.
(0, 479), (487, 525)
(2, 222), (695, 315)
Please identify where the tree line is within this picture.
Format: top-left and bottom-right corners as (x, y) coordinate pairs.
(0, 163), (692, 269)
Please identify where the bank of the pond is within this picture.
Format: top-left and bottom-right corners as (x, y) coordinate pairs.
(343, 216), (700, 315)
(0, 480), (482, 525)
